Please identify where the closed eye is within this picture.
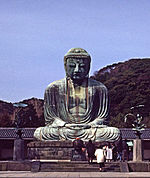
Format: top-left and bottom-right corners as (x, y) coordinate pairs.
(79, 64), (85, 67)
(69, 64), (76, 67)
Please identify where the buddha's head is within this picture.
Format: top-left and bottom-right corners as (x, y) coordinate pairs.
(64, 48), (91, 80)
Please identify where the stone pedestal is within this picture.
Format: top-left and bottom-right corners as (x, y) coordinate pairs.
(133, 139), (142, 162)
(27, 141), (74, 160)
(13, 139), (24, 161)
(71, 150), (86, 161)
(27, 140), (108, 160)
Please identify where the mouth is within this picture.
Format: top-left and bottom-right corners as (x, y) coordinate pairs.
(72, 74), (82, 79)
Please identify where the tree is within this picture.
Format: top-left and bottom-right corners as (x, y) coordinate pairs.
(0, 113), (12, 127)
(92, 58), (150, 128)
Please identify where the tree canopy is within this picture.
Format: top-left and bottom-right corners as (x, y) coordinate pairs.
(91, 58), (150, 128)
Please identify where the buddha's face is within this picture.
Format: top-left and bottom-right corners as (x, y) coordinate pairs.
(65, 58), (90, 80)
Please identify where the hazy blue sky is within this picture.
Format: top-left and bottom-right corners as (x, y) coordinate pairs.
(0, 0), (150, 102)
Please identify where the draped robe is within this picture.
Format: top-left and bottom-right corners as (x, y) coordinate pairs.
(34, 78), (120, 141)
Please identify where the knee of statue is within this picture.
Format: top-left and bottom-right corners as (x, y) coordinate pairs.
(34, 48), (120, 141)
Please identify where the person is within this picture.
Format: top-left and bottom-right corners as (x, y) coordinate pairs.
(73, 137), (85, 154)
(73, 137), (86, 160)
(86, 140), (95, 164)
(106, 143), (113, 162)
(122, 139), (129, 161)
(128, 146), (133, 161)
(112, 143), (117, 161)
(95, 145), (106, 172)
(102, 144), (107, 161)
(34, 48), (120, 141)
(116, 137), (122, 161)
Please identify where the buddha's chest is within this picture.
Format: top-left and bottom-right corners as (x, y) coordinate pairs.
(67, 86), (88, 115)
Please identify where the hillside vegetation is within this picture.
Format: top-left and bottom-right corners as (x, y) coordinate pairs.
(91, 58), (150, 128)
(0, 98), (44, 127)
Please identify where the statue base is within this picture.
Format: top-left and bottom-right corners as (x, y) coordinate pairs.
(27, 141), (74, 160)
(27, 140), (111, 160)
(71, 150), (86, 161)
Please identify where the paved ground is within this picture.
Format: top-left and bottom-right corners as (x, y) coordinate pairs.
(0, 171), (150, 177)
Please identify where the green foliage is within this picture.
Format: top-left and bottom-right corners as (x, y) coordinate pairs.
(0, 113), (12, 127)
(13, 104), (44, 128)
(13, 100), (45, 128)
(92, 58), (150, 128)
(0, 98), (45, 128)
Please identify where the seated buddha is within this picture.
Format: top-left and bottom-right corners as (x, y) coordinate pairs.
(34, 48), (120, 141)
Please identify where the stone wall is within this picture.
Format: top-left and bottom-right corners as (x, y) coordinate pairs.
(27, 141), (74, 160)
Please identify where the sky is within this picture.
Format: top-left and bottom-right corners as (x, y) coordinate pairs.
(0, 0), (150, 103)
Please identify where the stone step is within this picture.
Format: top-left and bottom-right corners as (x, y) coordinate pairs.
(40, 167), (100, 172)
(0, 160), (121, 172)
(37, 161), (121, 172)
(104, 166), (120, 172)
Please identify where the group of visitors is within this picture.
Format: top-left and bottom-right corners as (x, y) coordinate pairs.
(73, 138), (130, 172)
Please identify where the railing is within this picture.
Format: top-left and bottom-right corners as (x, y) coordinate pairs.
(0, 128), (35, 140)
(0, 128), (150, 140)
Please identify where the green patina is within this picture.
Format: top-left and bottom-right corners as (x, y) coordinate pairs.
(34, 48), (120, 141)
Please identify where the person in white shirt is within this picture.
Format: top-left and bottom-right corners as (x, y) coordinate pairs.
(106, 144), (113, 162)
(95, 145), (106, 171)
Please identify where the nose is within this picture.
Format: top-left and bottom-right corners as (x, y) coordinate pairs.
(74, 64), (80, 73)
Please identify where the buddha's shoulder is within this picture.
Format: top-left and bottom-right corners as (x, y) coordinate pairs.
(88, 78), (107, 89)
(46, 78), (65, 90)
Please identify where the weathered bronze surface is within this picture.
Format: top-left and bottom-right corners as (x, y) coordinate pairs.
(34, 48), (120, 141)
